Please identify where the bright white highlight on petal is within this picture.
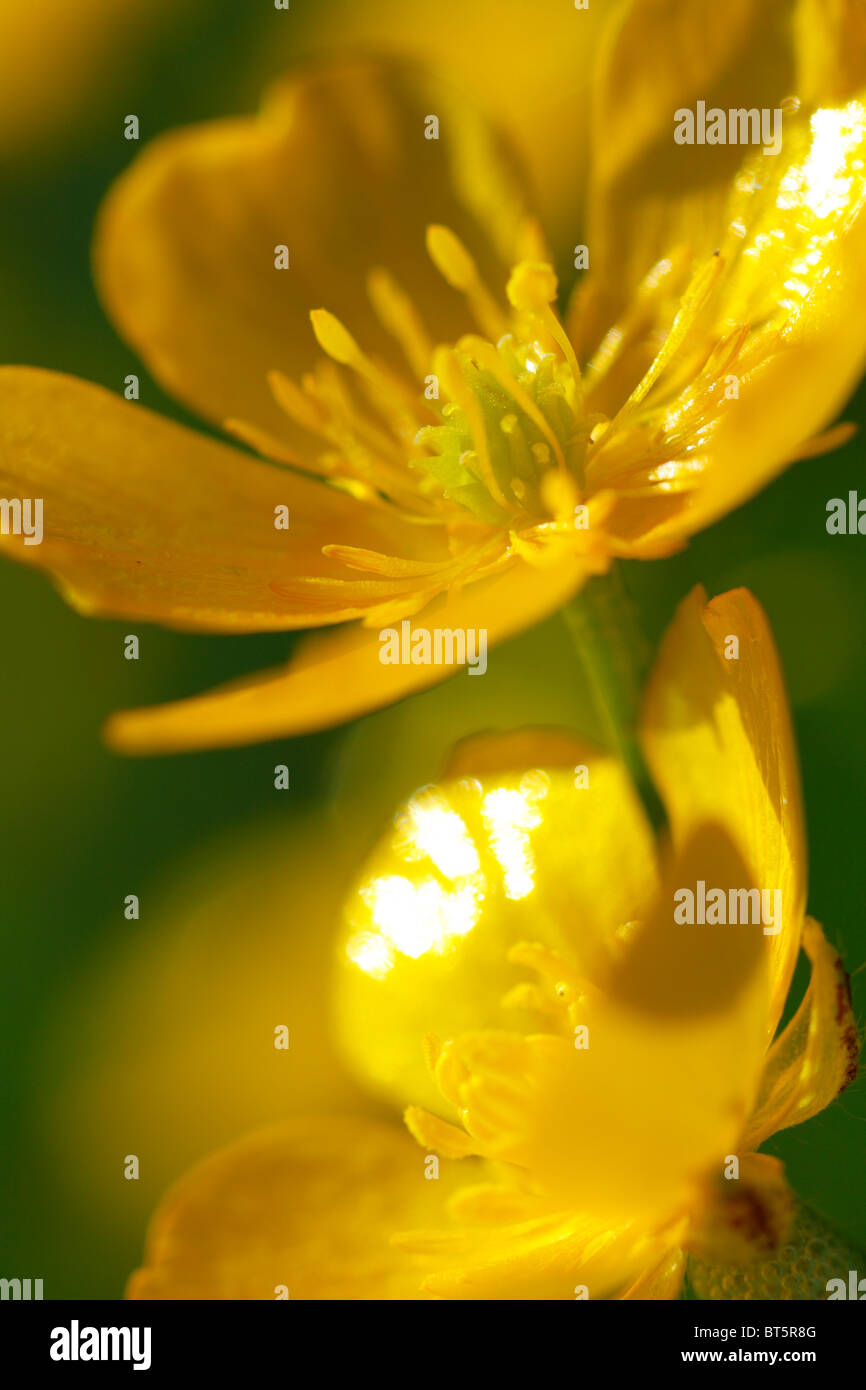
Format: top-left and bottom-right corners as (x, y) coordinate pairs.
(480, 784), (545, 900)
(784, 103), (866, 221)
(358, 873), (481, 963)
(396, 793), (480, 879)
(345, 930), (395, 979)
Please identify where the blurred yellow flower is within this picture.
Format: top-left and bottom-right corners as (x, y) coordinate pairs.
(0, 0), (187, 160)
(39, 810), (372, 1249)
(3, 2), (866, 753)
(127, 586), (859, 1299)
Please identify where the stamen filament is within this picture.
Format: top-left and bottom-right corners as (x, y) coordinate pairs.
(367, 268), (433, 381)
(426, 224), (507, 341)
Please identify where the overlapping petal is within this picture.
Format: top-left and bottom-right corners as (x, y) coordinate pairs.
(124, 581), (855, 1301)
(306, 0), (606, 250)
(104, 553), (589, 752)
(743, 918), (860, 1148)
(576, 0), (792, 347)
(426, 825), (767, 1225)
(794, 0), (866, 106)
(333, 736), (659, 1111)
(0, 366), (451, 630)
(573, 1), (866, 549)
(656, 93), (866, 540)
(641, 586), (806, 1036)
(127, 1116), (464, 1300)
(95, 58), (530, 449)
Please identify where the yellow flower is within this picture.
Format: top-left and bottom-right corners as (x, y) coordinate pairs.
(3, 3), (866, 753)
(127, 586), (859, 1300)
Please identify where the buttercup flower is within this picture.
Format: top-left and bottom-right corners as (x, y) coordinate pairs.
(3, 2), (866, 753)
(128, 587), (859, 1299)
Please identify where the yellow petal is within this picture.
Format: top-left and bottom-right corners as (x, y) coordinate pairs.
(436, 825), (769, 1228)
(105, 553), (588, 752)
(127, 1116), (461, 1300)
(577, 22), (866, 545)
(308, 0), (606, 252)
(0, 366), (444, 630)
(442, 726), (601, 781)
(576, 0), (791, 348)
(95, 58), (531, 446)
(794, 0), (866, 105)
(641, 586), (806, 1037)
(334, 742), (658, 1112)
(661, 96), (866, 539)
(743, 918), (860, 1148)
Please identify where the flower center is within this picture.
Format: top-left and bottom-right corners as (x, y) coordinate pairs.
(262, 225), (605, 530)
(414, 246), (595, 526)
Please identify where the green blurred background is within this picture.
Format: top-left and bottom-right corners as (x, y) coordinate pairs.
(0, 0), (863, 1298)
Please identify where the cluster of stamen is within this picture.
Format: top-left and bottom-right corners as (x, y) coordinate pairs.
(257, 224), (603, 534)
(224, 216), (787, 591)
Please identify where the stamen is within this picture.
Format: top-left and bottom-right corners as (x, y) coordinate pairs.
(222, 417), (307, 468)
(426, 224), (507, 340)
(458, 334), (568, 476)
(434, 346), (513, 510)
(506, 261), (583, 401)
(269, 363), (431, 510)
(308, 361), (406, 466)
(404, 1106), (478, 1158)
(267, 235), (607, 532)
(268, 369), (328, 435)
(602, 253), (725, 443)
(367, 268), (433, 381)
(320, 545), (454, 578)
(310, 308), (363, 366)
(310, 308), (422, 442)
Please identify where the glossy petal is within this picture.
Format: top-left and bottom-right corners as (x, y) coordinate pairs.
(334, 740), (658, 1112)
(641, 586), (806, 1037)
(743, 918), (860, 1148)
(0, 367), (448, 630)
(104, 552), (589, 752)
(431, 825), (769, 1228)
(307, 0), (606, 251)
(577, 18), (866, 545)
(95, 58), (530, 446)
(127, 1116), (462, 1300)
(575, 0), (792, 348)
(794, 0), (866, 106)
(658, 94), (866, 540)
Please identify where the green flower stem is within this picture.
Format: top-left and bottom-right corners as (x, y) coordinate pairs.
(561, 565), (665, 826)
